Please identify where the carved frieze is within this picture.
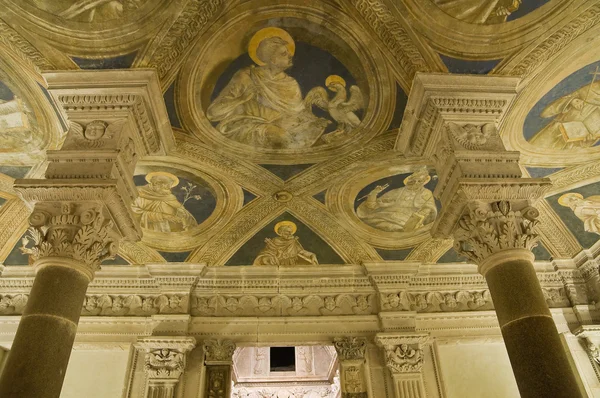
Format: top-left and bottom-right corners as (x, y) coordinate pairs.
(137, 337), (196, 380)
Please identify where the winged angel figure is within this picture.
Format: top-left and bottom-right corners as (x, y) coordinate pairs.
(305, 75), (365, 143)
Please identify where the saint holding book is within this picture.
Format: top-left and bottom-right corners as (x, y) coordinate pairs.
(530, 67), (600, 150)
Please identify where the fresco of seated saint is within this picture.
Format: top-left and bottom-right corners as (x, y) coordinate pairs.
(206, 27), (332, 149)
(253, 221), (319, 266)
(530, 72), (600, 150)
(356, 167), (437, 233)
(558, 193), (600, 235)
(131, 172), (198, 233)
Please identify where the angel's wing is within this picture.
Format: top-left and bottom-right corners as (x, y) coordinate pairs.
(339, 86), (364, 113)
(304, 86), (329, 110)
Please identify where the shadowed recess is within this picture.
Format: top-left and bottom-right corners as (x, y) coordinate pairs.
(225, 212), (344, 265)
(158, 251), (191, 262)
(164, 81), (182, 129)
(259, 164), (315, 181)
(313, 190), (326, 205)
(376, 247), (413, 261)
(437, 248), (468, 263)
(386, 83), (408, 131)
(101, 255), (130, 265)
(525, 167), (564, 178)
(547, 181), (600, 249)
(242, 189), (258, 206)
(533, 243), (552, 261)
(3, 232), (28, 265)
(0, 166), (30, 179)
(439, 54), (502, 75)
(71, 52), (138, 69)
(0, 198), (6, 207)
(38, 83), (68, 131)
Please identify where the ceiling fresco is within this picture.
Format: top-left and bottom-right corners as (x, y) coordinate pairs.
(0, 0), (599, 268)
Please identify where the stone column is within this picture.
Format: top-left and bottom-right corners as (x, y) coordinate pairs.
(137, 337), (196, 398)
(453, 200), (582, 397)
(0, 70), (173, 398)
(333, 337), (369, 398)
(375, 334), (428, 398)
(203, 339), (236, 398)
(396, 73), (583, 398)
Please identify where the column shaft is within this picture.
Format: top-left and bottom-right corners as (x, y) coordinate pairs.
(485, 255), (582, 398)
(0, 261), (89, 398)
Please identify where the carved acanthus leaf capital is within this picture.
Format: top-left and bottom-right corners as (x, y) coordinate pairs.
(203, 339), (236, 364)
(375, 334), (429, 375)
(137, 337), (196, 380)
(453, 201), (540, 265)
(333, 336), (367, 361)
(20, 202), (120, 279)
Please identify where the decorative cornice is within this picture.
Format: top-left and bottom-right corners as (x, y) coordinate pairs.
(204, 339), (236, 364)
(453, 201), (540, 268)
(333, 336), (367, 361)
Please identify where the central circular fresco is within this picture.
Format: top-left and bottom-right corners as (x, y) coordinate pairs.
(179, 7), (393, 163)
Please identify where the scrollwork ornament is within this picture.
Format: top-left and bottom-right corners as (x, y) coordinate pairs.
(453, 201), (540, 265)
(333, 336), (367, 361)
(383, 344), (423, 374)
(145, 349), (186, 379)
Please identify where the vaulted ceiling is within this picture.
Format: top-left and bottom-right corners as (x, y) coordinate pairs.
(0, 0), (599, 267)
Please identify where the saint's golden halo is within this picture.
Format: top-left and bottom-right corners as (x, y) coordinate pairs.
(558, 192), (583, 206)
(274, 221), (297, 235)
(248, 27), (295, 66)
(326, 75), (346, 88)
(145, 171), (180, 188)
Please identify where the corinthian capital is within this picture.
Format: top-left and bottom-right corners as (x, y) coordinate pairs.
(333, 336), (367, 361)
(20, 202), (119, 281)
(453, 201), (540, 268)
(203, 339), (236, 364)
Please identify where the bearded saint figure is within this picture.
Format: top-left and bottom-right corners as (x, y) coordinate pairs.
(356, 167), (437, 232)
(253, 221), (319, 266)
(206, 27), (330, 149)
(131, 172), (197, 233)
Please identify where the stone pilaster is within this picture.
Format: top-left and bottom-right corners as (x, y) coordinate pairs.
(375, 333), (428, 398)
(203, 339), (236, 398)
(137, 337), (196, 398)
(333, 336), (369, 398)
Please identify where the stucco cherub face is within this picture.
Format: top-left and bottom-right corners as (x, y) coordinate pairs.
(291, 297), (303, 311)
(84, 121), (106, 140)
(324, 297), (336, 311)
(387, 293), (400, 308)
